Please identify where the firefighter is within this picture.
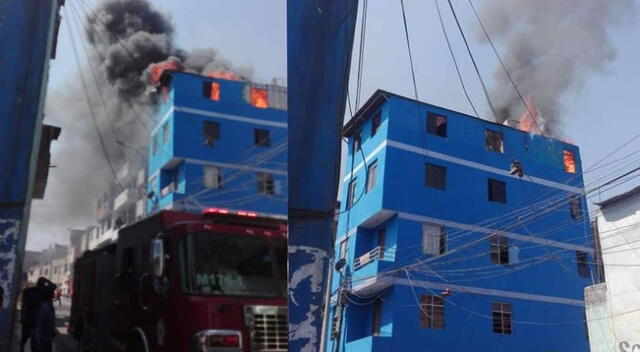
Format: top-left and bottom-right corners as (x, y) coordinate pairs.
(22, 277), (58, 352)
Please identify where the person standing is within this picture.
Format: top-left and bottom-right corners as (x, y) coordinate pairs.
(25, 277), (58, 352)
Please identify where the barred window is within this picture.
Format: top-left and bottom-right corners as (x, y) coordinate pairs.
(419, 295), (444, 329)
(492, 302), (512, 334)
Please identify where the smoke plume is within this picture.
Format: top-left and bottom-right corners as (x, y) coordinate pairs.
(28, 0), (251, 249)
(477, 0), (634, 136)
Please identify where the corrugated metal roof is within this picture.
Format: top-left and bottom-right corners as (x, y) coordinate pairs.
(596, 185), (640, 208)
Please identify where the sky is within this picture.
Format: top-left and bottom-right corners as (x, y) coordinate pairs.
(28, 0), (639, 250)
(27, 0), (286, 250)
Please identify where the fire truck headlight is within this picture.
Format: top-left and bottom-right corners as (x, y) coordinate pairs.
(191, 329), (242, 352)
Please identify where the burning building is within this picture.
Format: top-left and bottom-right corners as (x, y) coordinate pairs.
(146, 70), (287, 217)
(326, 90), (594, 352)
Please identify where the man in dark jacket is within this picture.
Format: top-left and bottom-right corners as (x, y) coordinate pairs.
(22, 277), (57, 352)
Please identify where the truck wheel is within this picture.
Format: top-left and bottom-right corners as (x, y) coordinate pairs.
(125, 334), (147, 352)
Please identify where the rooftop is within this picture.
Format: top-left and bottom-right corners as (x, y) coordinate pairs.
(596, 185), (640, 209)
(343, 89), (574, 147)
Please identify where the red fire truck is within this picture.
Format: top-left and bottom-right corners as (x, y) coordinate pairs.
(69, 208), (287, 352)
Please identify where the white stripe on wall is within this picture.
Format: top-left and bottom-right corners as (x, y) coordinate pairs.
(175, 106), (287, 128)
(150, 106), (175, 136)
(342, 139), (583, 194)
(342, 141), (388, 183)
(386, 140), (582, 194)
(393, 278), (584, 306)
(184, 158), (287, 176)
(398, 211), (594, 254)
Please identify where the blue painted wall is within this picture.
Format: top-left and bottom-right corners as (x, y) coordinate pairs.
(327, 91), (594, 352)
(146, 72), (287, 217)
(0, 1), (59, 348)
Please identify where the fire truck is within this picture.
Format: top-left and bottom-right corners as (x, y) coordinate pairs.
(69, 208), (287, 352)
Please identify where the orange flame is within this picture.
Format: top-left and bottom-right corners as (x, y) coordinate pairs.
(209, 82), (220, 101)
(250, 88), (269, 109)
(563, 150), (576, 173)
(205, 70), (243, 81)
(149, 58), (183, 86)
(517, 97), (541, 134)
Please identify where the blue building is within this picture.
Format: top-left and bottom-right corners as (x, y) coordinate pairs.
(326, 90), (596, 352)
(146, 71), (287, 218)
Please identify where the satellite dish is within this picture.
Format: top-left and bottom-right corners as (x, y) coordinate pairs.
(334, 258), (347, 272)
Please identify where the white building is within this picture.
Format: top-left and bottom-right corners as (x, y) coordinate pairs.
(585, 186), (640, 351)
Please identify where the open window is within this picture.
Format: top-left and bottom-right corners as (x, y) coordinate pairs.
(371, 112), (382, 137)
(422, 223), (446, 255)
(203, 121), (220, 147)
(254, 129), (271, 147)
(485, 129), (504, 153)
(250, 88), (269, 108)
(488, 178), (506, 203)
(569, 196), (583, 220)
(563, 150), (576, 173)
(425, 164), (446, 190)
(202, 81), (220, 101)
(427, 112), (447, 137)
(203, 166), (222, 189)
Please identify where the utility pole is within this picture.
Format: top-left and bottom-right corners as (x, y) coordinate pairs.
(287, 1), (359, 351)
(0, 1), (63, 350)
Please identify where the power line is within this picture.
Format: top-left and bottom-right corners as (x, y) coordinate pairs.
(64, 5), (123, 190)
(445, 0), (498, 120)
(433, 0), (480, 118)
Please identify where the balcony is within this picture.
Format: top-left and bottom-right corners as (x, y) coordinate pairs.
(113, 188), (137, 211)
(354, 246), (395, 271)
(160, 182), (176, 198)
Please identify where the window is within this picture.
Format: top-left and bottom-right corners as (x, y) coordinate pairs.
(331, 305), (343, 340)
(257, 173), (275, 195)
(152, 134), (159, 155)
(419, 295), (444, 329)
(203, 121), (220, 147)
(366, 160), (378, 192)
(488, 178), (506, 203)
(427, 112), (447, 137)
(425, 164), (446, 190)
(150, 176), (157, 194)
(339, 239), (347, 260)
(203, 166), (222, 189)
(372, 299), (383, 336)
(347, 178), (357, 208)
(490, 235), (509, 265)
(254, 129), (271, 147)
(563, 150), (576, 173)
(492, 302), (512, 334)
(250, 88), (269, 108)
(162, 123), (169, 145)
(569, 196), (583, 220)
(377, 227), (386, 259)
(485, 129), (504, 153)
(371, 112), (381, 136)
(422, 223), (446, 255)
(353, 131), (362, 153)
(203, 81), (220, 101)
(576, 251), (589, 278)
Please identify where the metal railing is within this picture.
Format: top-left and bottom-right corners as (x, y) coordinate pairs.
(354, 246), (395, 270)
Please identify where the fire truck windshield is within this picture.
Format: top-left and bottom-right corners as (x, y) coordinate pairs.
(178, 233), (285, 297)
